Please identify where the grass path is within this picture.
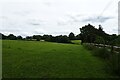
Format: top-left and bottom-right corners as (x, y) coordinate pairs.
(2, 40), (115, 78)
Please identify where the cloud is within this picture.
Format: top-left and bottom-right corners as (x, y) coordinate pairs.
(57, 14), (114, 27)
(29, 22), (41, 26)
(0, 29), (20, 32)
(119, 29), (120, 35)
(30, 23), (40, 26)
(13, 11), (31, 17)
(33, 31), (45, 35)
(20, 32), (32, 37)
(27, 19), (46, 26)
(57, 14), (82, 26)
(0, 29), (22, 36)
(33, 28), (47, 35)
(82, 16), (114, 23)
(66, 14), (83, 23)
(0, 0), (118, 36)
(52, 31), (70, 35)
(51, 29), (73, 35)
(57, 21), (68, 26)
(43, 2), (52, 6)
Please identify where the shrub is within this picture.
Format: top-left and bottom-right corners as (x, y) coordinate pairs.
(93, 48), (110, 59)
(83, 44), (120, 77)
(83, 44), (95, 50)
(56, 35), (71, 43)
(107, 52), (120, 76)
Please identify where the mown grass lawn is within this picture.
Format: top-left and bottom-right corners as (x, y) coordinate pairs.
(2, 40), (116, 78)
(71, 40), (81, 45)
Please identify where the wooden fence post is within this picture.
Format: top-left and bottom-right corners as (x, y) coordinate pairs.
(111, 45), (114, 54)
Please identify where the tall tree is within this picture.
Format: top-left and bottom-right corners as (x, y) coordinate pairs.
(80, 24), (97, 43)
(26, 36), (32, 40)
(7, 34), (17, 40)
(17, 36), (23, 40)
(0, 33), (7, 39)
(95, 36), (105, 44)
(33, 35), (41, 41)
(69, 32), (75, 40)
(98, 25), (103, 31)
(76, 34), (81, 40)
(80, 24), (108, 44)
(56, 35), (71, 43)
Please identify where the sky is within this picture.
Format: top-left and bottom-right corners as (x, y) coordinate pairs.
(0, 0), (119, 37)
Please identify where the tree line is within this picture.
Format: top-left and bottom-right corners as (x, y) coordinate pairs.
(80, 24), (120, 76)
(0, 32), (81, 43)
(1, 23), (120, 45)
(80, 24), (120, 46)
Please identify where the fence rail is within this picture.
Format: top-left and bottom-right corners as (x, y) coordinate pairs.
(86, 43), (120, 53)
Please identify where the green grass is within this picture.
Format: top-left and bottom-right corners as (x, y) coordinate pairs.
(71, 40), (81, 45)
(2, 40), (116, 78)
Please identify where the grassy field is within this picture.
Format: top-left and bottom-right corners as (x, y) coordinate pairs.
(2, 40), (116, 78)
(71, 40), (81, 45)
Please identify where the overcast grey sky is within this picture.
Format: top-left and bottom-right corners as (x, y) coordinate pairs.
(0, 0), (119, 37)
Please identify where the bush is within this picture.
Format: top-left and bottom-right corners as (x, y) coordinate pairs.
(84, 44), (110, 59)
(83, 44), (95, 50)
(93, 48), (110, 59)
(56, 35), (71, 43)
(107, 52), (120, 76)
(84, 44), (120, 76)
(93, 48), (120, 76)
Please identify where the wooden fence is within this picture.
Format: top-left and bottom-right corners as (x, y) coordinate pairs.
(86, 43), (120, 53)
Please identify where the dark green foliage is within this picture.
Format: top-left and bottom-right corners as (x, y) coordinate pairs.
(7, 34), (17, 40)
(93, 48), (110, 59)
(26, 36), (32, 40)
(69, 32), (75, 40)
(41, 35), (50, 41)
(0, 33), (7, 39)
(95, 36), (105, 44)
(75, 34), (81, 40)
(80, 24), (120, 46)
(1, 33), (22, 40)
(41, 35), (71, 43)
(17, 36), (23, 40)
(1, 33), (71, 43)
(0, 33), (2, 39)
(80, 24), (120, 77)
(33, 35), (41, 41)
(111, 35), (120, 46)
(98, 25), (103, 31)
(83, 43), (95, 50)
(80, 24), (97, 43)
(101, 50), (120, 76)
(1, 34), (6, 39)
(56, 35), (71, 43)
(80, 24), (110, 44)
(41, 35), (55, 42)
(84, 44), (120, 77)
(107, 52), (120, 76)
(84, 44), (110, 59)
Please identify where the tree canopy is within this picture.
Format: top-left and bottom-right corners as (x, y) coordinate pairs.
(80, 24), (116, 45)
